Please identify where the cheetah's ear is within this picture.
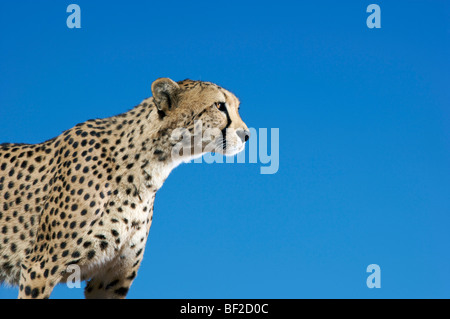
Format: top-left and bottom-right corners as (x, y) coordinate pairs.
(151, 78), (180, 112)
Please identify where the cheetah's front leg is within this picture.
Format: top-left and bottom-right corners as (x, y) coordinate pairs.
(18, 254), (62, 299)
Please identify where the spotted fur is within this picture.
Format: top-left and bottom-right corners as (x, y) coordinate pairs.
(0, 78), (249, 298)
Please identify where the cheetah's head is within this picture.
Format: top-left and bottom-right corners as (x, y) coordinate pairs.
(151, 78), (250, 161)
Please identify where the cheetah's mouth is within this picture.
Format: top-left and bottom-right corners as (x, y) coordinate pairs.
(216, 128), (246, 156)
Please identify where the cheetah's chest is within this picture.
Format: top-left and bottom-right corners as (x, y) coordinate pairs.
(79, 193), (155, 281)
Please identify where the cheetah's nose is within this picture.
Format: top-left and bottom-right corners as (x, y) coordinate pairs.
(236, 129), (250, 143)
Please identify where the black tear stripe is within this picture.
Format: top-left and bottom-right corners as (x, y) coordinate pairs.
(220, 103), (232, 150)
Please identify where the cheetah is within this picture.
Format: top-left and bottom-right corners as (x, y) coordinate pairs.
(0, 78), (250, 299)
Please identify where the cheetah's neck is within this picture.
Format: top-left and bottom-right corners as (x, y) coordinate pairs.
(102, 98), (182, 196)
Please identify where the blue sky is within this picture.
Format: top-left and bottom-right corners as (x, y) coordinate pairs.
(0, 0), (449, 298)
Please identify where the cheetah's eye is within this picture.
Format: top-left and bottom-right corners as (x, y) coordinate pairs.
(216, 102), (227, 112)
